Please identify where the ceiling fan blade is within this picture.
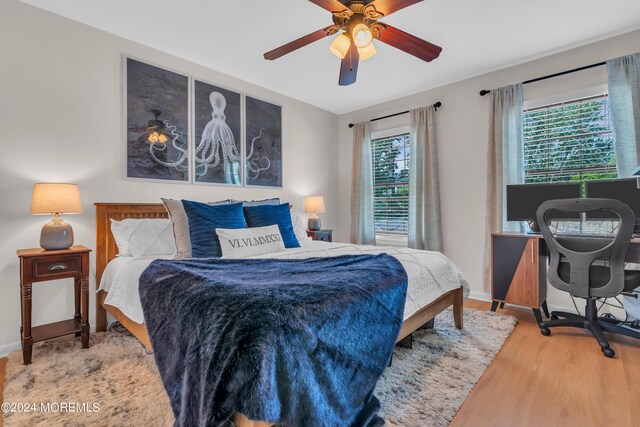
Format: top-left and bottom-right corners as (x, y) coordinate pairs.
(377, 24), (442, 62)
(308, 0), (352, 13)
(370, 0), (423, 16)
(339, 42), (359, 86)
(264, 28), (333, 60)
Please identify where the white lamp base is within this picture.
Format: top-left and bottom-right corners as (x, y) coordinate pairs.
(40, 216), (74, 250)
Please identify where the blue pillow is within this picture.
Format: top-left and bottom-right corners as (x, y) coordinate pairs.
(231, 198), (280, 207)
(182, 200), (246, 258)
(243, 203), (300, 248)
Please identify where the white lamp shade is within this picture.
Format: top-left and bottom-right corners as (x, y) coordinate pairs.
(31, 183), (83, 215)
(358, 42), (377, 61)
(304, 196), (326, 214)
(352, 23), (373, 49)
(330, 34), (351, 59)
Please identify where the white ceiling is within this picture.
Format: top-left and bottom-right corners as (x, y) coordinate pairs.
(20, 0), (640, 114)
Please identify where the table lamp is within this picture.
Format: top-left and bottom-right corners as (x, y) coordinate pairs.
(304, 196), (325, 231)
(31, 183), (83, 250)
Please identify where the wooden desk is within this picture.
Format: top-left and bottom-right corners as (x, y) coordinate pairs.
(491, 233), (640, 323)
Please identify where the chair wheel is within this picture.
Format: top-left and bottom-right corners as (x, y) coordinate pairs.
(602, 347), (615, 358)
(540, 327), (551, 336)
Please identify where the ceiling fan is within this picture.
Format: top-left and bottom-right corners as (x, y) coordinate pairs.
(263, 0), (442, 86)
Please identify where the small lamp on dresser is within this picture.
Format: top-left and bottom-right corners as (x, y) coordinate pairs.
(304, 196), (326, 231)
(31, 183), (83, 250)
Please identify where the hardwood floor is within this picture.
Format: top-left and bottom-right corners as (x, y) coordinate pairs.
(0, 300), (638, 426)
(451, 299), (640, 427)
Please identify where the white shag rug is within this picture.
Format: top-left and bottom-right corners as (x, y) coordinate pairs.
(2, 308), (516, 426)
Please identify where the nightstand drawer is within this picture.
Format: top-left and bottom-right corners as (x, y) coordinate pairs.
(307, 230), (333, 242)
(33, 256), (80, 279)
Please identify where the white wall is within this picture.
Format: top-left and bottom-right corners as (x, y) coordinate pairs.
(337, 29), (640, 309)
(0, 0), (339, 352)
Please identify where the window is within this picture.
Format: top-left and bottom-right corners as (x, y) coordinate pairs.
(372, 133), (410, 235)
(524, 94), (620, 236)
(523, 94), (617, 186)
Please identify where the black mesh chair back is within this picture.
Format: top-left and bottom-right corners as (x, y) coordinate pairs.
(536, 198), (635, 298)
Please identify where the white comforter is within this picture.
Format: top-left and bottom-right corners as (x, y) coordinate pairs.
(99, 241), (469, 324)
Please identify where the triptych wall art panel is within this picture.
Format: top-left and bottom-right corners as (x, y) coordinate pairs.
(125, 58), (190, 182)
(245, 96), (283, 187)
(124, 57), (283, 187)
(193, 80), (242, 185)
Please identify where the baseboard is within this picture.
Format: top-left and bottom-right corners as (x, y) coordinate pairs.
(468, 291), (492, 302)
(0, 342), (20, 358)
(467, 291), (578, 315)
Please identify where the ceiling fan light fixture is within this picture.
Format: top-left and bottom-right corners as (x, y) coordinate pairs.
(329, 33), (351, 59)
(357, 42), (377, 61)
(352, 23), (373, 49)
(263, 0), (442, 86)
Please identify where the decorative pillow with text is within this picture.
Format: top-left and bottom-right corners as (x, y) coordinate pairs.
(216, 225), (285, 259)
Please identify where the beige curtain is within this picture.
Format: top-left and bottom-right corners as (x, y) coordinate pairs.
(408, 106), (443, 251)
(607, 52), (640, 177)
(482, 84), (525, 291)
(351, 122), (376, 245)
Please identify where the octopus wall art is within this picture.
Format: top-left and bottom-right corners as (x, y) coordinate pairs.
(194, 82), (277, 186)
(193, 81), (243, 184)
(125, 58), (282, 186)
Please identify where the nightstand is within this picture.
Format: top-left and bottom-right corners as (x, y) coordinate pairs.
(307, 229), (333, 242)
(17, 246), (91, 365)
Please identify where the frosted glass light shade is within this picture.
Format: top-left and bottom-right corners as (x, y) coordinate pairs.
(31, 183), (83, 215)
(149, 131), (168, 143)
(358, 42), (377, 61)
(304, 196), (326, 214)
(352, 23), (373, 49)
(330, 34), (351, 59)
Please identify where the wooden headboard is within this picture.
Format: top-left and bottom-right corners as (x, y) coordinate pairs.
(94, 203), (168, 331)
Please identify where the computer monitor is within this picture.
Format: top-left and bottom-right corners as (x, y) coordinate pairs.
(507, 183), (582, 232)
(585, 178), (640, 221)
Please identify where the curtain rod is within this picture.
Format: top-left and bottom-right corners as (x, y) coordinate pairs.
(478, 61), (607, 96)
(348, 101), (442, 128)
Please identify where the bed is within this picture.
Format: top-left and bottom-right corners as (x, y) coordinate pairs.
(94, 203), (468, 426)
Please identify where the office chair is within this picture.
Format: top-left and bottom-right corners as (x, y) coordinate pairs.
(536, 198), (640, 358)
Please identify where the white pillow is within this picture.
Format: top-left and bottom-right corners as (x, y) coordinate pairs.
(290, 209), (313, 246)
(110, 219), (176, 257)
(216, 225), (285, 259)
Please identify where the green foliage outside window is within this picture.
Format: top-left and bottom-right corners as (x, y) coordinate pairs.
(524, 96), (617, 191)
(372, 134), (410, 234)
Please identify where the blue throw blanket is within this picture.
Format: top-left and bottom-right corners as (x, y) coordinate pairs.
(139, 254), (408, 427)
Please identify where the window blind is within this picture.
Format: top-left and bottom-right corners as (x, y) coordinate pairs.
(372, 133), (410, 235)
(523, 95), (617, 184)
